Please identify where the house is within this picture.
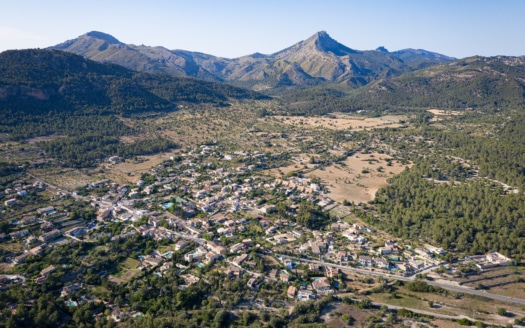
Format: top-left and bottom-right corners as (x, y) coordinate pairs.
(309, 263), (321, 272)
(13, 253), (30, 264)
(247, 277), (258, 289)
(233, 253), (248, 266)
(40, 265), (56, 277)
(408, 259), (425, 270)
(205, 252), (219, 263)
(280, 271), (291, 282)
(4, 199), (17, 206)
(206, 241), (227, 255)
(297, 290), (315, 301)
(30, 244), (47, 256)
(379, 246), (395, 255)
(309, 241), (322, 255)
(108, 156), (122, 164)
(66, 227), (86, 237)
(374, 257), (389, 269)
(91, 180), (110, 188)
(358, 256), (373, 267)
(175, 240), (189, 251)
(287, 286), (297, 299)
(10, 229), (30, 239)
(259, 205), (276, 214)
(230, 243), (245, 253)
(19, 216), (38, 226)
(396, 263), (410, 273)
(325, 267), (338, 278)
(39, 229), (62, 242)
(415, 248), (433, 259)
(485, 252), (512, 265)
(225, 265), (243, 278)
(335, 251), (349, 262)
(37, 206), (55, 215)
(268, 269), (278, 279)
(312, 277), (331, 291)
(111, 307), (126, 322)
(143, 255), (162, 267)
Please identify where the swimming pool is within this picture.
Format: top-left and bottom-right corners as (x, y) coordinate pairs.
(197, 263), (204, 268)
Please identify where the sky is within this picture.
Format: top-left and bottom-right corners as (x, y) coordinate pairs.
(1, 0), (524, 59)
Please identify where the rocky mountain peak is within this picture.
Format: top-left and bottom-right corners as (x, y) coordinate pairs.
(304, 31), (358, 56)
(84, 31), (121, 44)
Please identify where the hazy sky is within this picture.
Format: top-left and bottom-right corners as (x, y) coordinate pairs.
(1, 0), (524, 59)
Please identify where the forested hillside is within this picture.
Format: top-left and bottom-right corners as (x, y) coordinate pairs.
(0, 49), (267, 167)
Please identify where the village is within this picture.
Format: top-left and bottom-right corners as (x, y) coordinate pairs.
(0, 142), (516, 323)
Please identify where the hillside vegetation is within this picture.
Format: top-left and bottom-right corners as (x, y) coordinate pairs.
(0, 49), (267, 167)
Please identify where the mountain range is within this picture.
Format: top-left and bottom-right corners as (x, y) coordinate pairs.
(0, 31), (524, 118)
(51, 31), (455, 92)
(0, 49), (267, 116)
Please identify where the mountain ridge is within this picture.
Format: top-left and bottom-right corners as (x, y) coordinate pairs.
(50, 30), (455, 91)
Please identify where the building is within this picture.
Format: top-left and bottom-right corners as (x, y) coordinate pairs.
(4, 199), (16, 206)
(39, 229), (62, 242)
(206, 241), (227, 255)
(10, 229), (29, 239)
(143, 255), (162, 267)
(230, 243), (246, 253)
(325, 267), (338, 278)
(485, 252), (512, 266)
(287, 286), (297, 299)
(37, 206), (55, 215)
(297, 290), (315, 301)
(247, 277), (258, 289)
(358, 256), (373, 267)
(312, 278), (331, 291)
(40, 265), (56, 277)
(175, 240), (189, 251)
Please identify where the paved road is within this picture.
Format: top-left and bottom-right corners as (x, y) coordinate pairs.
(276, 254), (525, 306)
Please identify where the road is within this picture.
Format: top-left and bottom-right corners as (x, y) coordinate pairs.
(0, 274), (26, 283)
(276, 254), (525, 306)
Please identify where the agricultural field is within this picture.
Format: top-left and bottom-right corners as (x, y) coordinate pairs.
(27, 167), (96, 190)
(109, 257), (141, 284)
(273, 114), (406, 131)
(310, 152), (411, 203)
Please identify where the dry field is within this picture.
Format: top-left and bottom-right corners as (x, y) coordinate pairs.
(25, 135), (67, 144)
(427, 109), (464, 116)
(27, 167), (95, 190)
(107, 151), (181, 183)
(265, 162), (316, 177)
(273, 114), (406, 131)
(310, 152), (410, 203)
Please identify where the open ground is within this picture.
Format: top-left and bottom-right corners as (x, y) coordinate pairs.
(310, 152), (411, 203)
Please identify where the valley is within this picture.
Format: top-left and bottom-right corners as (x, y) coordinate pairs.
(0, 40), (525, 328)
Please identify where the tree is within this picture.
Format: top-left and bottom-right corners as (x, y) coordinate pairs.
(497, 308), (507, 316)
(214, 310), (229, 328)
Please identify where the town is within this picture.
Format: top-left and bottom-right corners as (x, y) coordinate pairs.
(1, 142), (519, 326)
